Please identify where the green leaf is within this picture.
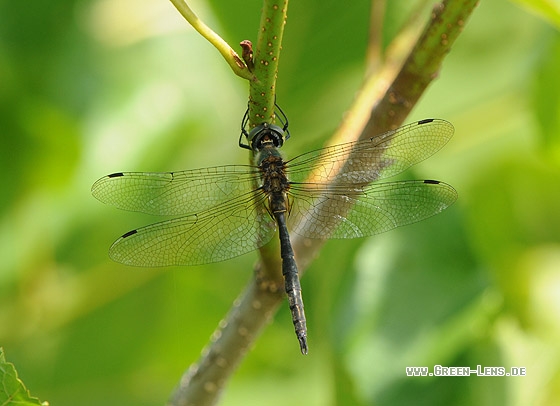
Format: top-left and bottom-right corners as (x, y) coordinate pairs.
(512, 0), (560, 28)
(0, 348), (47, 406)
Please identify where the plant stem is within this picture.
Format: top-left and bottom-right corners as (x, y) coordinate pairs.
(169, 0), (255, 81)
(246, 0), (289, 128)
(168, 2), (289, 404)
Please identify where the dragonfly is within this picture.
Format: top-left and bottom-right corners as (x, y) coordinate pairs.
(92, 107), (457, 354)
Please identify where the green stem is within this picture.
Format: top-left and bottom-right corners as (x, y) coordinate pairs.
(169, 0), (256, 81)
(246, 0), (290, 301)
(168, 3), (289, 405)
(169, 0), (288, 130)
(364, 0), (480, 135)
(247, 0), (289, 128)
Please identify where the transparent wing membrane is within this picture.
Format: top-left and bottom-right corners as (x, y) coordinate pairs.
(287, 119), (454, 184)
(288, 180), (457, 239)
(93, 119), (456, 267)
(108, 190), (276, 266)
(91, 165), (259, 216)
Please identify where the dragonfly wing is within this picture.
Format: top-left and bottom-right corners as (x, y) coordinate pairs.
(92, 165), (259, 216)
(286, 119), (454, 185)
(288, 180), (457, 239)
(109, 191), (277, 266)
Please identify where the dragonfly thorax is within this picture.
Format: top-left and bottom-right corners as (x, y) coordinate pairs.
(258, 149), (290, 195)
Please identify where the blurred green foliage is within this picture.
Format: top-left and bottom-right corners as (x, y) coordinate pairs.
(1, 0), (560, 405)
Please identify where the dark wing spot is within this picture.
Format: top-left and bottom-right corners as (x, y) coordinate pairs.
(121, 230), (138, 238)
(423, 179), (440, 185)
(108, 172), (124, 178)
(418, 118), (435, 125)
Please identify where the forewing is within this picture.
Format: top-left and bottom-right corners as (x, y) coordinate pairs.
(109, 190), (277, 266)
(286, 119), (454, 185)
(288, 180), (457, 239)
(91, 165), (259, 216)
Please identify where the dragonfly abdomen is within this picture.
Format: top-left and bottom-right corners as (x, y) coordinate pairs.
(274, 210), (308, 354)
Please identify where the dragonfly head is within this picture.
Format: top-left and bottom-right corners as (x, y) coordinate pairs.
(239, 103), (291, 151)
(245, 122), (289, 151)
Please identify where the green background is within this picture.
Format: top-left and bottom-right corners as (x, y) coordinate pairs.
(1, 0), (560, 405)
